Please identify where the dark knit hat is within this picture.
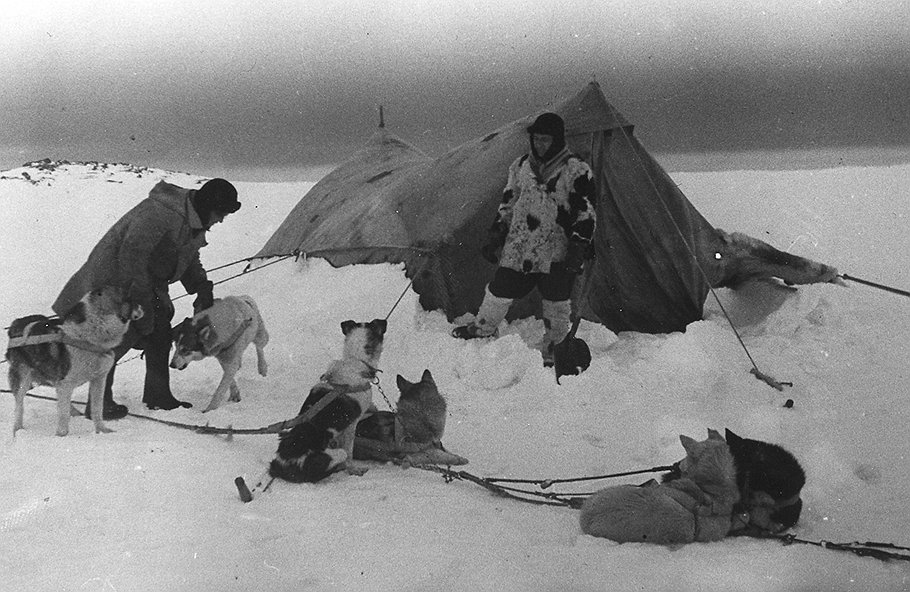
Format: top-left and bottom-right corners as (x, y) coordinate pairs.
(526, 112), (565, 139)
(196, 178), (240, 215)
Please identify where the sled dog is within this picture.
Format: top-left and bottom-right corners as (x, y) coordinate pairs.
(269, 319), (387, 483)
(6, 286), (143, 436)
(579, 429), (740, 544)
(170, 295), (269, 413)
(725, 428), (806, 535)
(395, 369), (447, 445)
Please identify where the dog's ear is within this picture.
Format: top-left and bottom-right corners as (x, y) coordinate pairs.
(341, 320), (357, 335)
(370, 319), (388, 335)
(171, 318), (190, 342)
(396, 374), (411, 392)
(679, 434), (697, 455)
(724, 428), (743, 446)
(198, 324), (216, 346)
(421, 369), (434, 384)
(63, 301), (88, 324)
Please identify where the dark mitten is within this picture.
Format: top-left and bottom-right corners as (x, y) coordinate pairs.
(481, 223), (508, 264)
(481, 242), (502, 264)
(134, 310), (155, 336)
(193, 281), (214, 313)
(563, 241), (589, 274)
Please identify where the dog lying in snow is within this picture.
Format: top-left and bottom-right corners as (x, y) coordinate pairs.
(724, 428), (806, 535)
(170, 295), (269, 413)
(269, 319), (387, 483)
(579, 429), (740, 544)
(353, 369), (467, 466)
(395, 369), (447, 446)
(5, 286), (144, 436)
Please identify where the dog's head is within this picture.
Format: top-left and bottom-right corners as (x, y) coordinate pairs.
(169, 316), (214, 369)
(677, 429), (737, 488)
(725, 428), (806, 501)
(725, 428), (806, 532)
(65, 286), (144, 326)
(395, 369), (447, 443)
(339, 319), (387, 366)
(396, 369), (440, 403)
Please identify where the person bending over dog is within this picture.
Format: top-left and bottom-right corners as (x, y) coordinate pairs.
(452, 112), (596, 367)
(52, 178), (241, 418)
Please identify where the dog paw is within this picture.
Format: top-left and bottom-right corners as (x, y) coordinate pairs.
(95, 425), (115, 434)
(55, 428), (69, 437)
(345, 464), (369, 477)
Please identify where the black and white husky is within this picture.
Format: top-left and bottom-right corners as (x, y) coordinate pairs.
(6, 286), (143, 436)
(269, 319), (387, 483)
(725, 429), (806, 535)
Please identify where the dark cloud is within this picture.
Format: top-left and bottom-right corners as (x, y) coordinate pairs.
(2, 1), (908, 175)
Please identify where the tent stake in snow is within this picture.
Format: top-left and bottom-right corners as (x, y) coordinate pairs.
(235, 472), (275, 503)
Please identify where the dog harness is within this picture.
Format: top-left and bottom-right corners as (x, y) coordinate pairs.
(7, 320), (113, 354)
(200, 317), (252, 357)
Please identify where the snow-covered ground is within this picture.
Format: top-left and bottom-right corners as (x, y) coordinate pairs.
(1, 158), (908, 591)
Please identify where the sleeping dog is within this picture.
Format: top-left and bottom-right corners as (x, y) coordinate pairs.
(6, 286), (143, 436)
(269, 319), (387, 483)
(170, 295), (269, 412)
(725, 429), (806, 535)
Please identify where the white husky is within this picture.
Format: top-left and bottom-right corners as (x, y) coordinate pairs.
(169, 295), (269, 412)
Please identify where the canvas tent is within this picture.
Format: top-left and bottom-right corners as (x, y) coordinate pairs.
(256, 82), (837, 334)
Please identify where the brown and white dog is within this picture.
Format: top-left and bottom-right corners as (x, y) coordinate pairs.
(170, 295), (269, 413)
(269, 319), (387, 483)
(5, 286), (143, 436)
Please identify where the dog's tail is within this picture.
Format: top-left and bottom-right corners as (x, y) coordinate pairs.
(240, 296), (269, 376)
(241, 295), (270, 346)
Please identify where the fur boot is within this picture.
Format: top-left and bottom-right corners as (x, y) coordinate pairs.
(472, 287), (513, 336)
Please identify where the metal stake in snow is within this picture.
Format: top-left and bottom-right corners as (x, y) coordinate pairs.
(235, 473), (275, 503)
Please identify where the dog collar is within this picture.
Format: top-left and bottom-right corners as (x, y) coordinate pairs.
(320, 381), (374, 395)
(361, 361), (381, 381)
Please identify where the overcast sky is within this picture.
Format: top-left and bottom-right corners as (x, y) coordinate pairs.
(1, 0), (908, 176)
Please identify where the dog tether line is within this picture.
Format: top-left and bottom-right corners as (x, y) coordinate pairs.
(10, 388), (353, 436)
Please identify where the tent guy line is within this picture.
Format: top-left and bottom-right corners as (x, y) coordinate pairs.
(839, 273), (910, 298)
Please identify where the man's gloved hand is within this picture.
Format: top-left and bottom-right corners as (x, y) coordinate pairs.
(481, 223), (508, 264)
(133, 311), (155, 337)
(481, 242), (502, 265)
(563, 241), (590, 274)
(193, 281), (214, 314)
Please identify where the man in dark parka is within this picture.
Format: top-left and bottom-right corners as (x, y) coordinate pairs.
(53, 178), (241, 418)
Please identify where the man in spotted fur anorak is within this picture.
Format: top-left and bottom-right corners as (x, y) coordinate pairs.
(453, 112), (596, 366)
